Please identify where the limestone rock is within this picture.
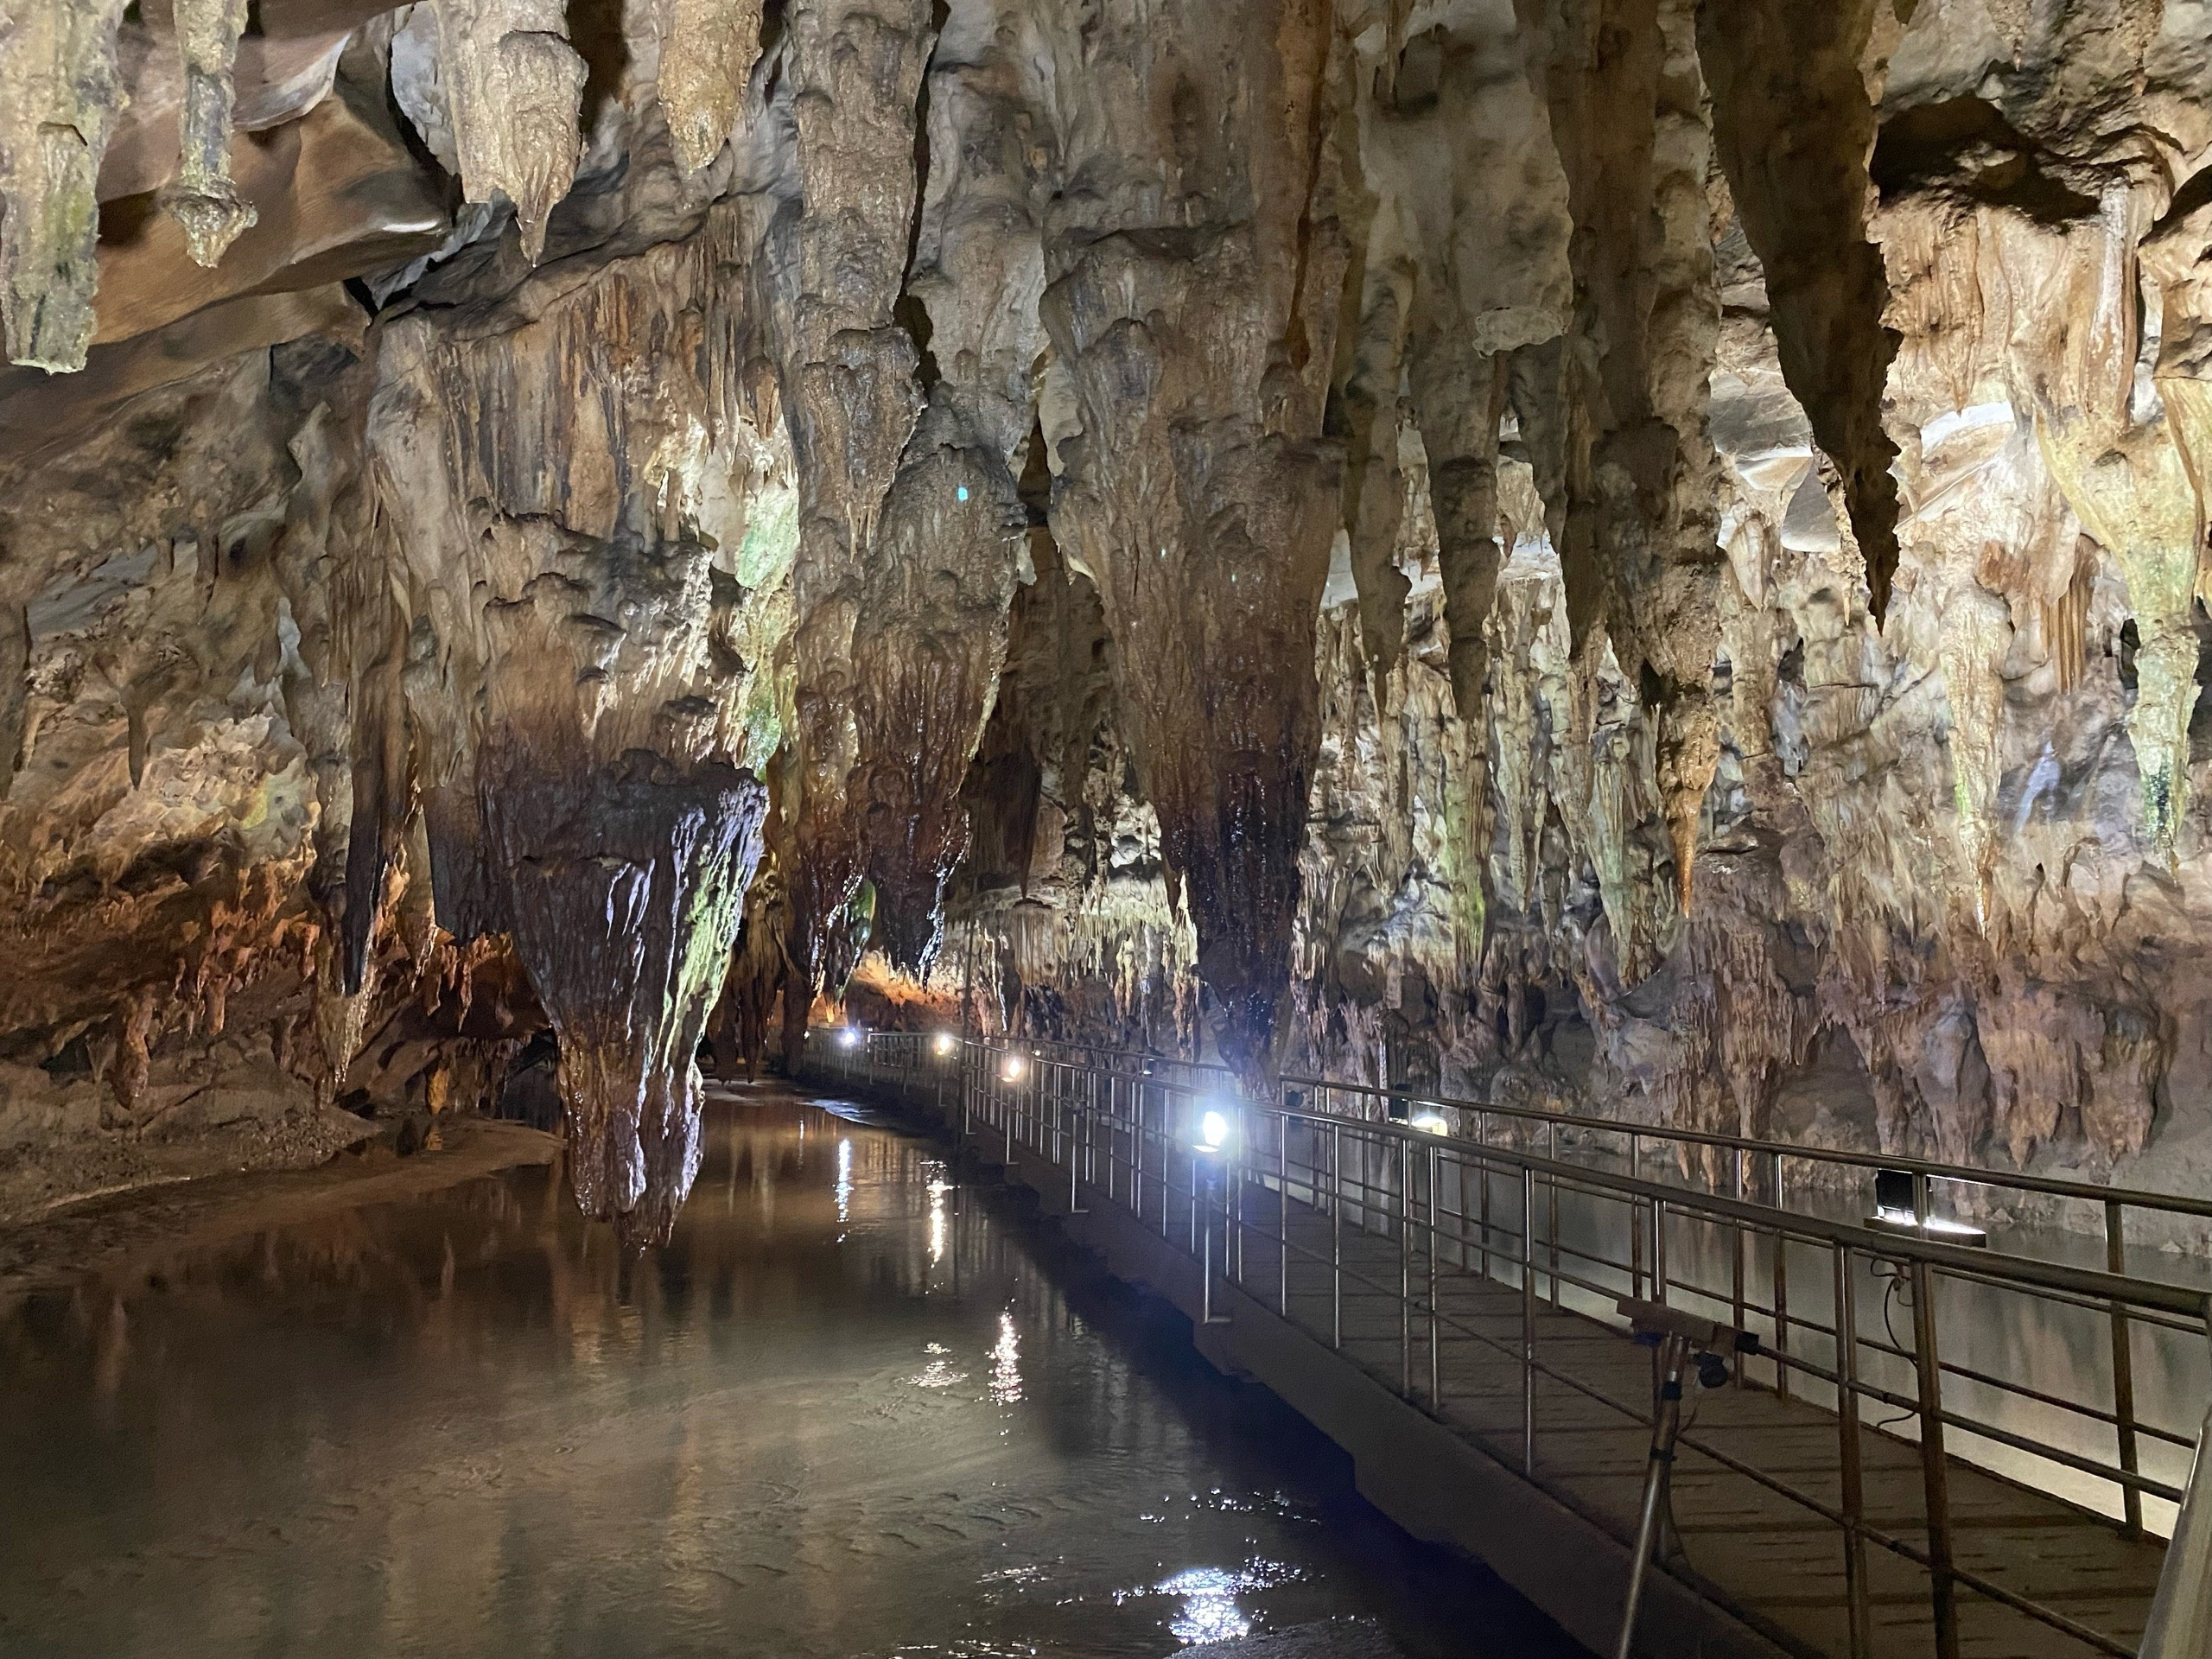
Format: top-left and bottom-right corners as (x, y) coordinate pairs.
(162, 0), (260, 266)
(1, 0), (2210, 1246)
(0, 0), (131, 371)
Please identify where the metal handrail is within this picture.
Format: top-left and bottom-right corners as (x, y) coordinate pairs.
(808, 1027), (2212, 1659)
(1291, 1071), (2212, 1224)
(871, 1024), (2212, 1226)
(819, 1028), (2208, 1310)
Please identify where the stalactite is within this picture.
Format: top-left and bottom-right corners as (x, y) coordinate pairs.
(777, 0), (932, 1018)
(1697, 0), (1902, 619)
(652, 0), (765, 176)
(6, 0), (2212, 1243)
(488, 752), (765, 1244)
(427, 0), (586, 262)
(1516, 0), (1725, 912)
(162, 0), (259, 267)
(1039, 0), (1344, 1081)
(0, 0), (130, 371)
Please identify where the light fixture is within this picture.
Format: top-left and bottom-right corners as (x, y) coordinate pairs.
(1001, 1053), (1027, 1083)
(1866, 1166), (1987, 1248)
(1196, 1108), (1231, 1154)
(838, 1027), (862, 1050)
(932, 1032), (956, 1058)
(1411, 1111), (1449, 1135)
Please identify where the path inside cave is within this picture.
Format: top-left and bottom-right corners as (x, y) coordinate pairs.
(0, 1083), (1581, 1659)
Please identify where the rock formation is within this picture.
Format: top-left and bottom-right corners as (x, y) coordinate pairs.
(3, 0), (2212, 1240)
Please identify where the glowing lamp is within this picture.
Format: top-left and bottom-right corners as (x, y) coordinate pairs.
(1197, 1109), (1231, 1154)
(1411, 1111), (1449, 1135)
(838, 1027), (862, 1050)
(932, 1032), (957, 1058)
(1001, 1054), (1027, 1083)
(1866, 1166), (1987, 1249)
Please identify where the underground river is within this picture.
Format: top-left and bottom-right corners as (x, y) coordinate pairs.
(0, 1082), (1580, 1658)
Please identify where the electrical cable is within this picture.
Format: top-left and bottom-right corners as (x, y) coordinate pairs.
(1869, 1259), (1918, 1433)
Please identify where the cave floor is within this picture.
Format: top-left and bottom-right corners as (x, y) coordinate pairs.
(0, 1084), (1582, 1659)
(0, 1114), (560, 1305)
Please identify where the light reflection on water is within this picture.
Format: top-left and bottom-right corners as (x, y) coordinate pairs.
(927, 1167), (952, 1267)
(1145, 1561), (1302, 1644)
(990, 1310), (1023, 1405)
(0, 1084), (1582, 1659)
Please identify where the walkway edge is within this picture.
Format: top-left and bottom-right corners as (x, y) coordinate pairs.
(871, 1071), (1800, 1659)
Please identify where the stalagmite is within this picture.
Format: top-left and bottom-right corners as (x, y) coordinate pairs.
(162, 0), (258, 267)
(2029, 189), (2203, 855)
(0, 0), (130, 371)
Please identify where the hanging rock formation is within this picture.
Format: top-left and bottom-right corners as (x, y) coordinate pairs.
(2, 0), (2212, 1242)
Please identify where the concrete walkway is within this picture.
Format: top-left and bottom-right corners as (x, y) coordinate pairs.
(836, 1070), (2174, 1659)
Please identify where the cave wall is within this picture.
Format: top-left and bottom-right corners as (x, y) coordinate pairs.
(2, 0), (2210, 1235)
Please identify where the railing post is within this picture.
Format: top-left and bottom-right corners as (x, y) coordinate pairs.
(1279, 1113), (1290, 1317)
(1231, 1127), (1244, 1288)
(1201, 1156), (1216, 1325)
(1547, 1120), (1560, 1309)
(1522, 1164), (1538, 1476)
(2107, 1198), (2143, 1535)
(1771, 1149), (1790, 1402)
(1630, 1194), (1645, 1303)
(1332, 1122), (1344, 1351)
(1069, 1095), (1084, 1214)
(1478, 1116), (1492, 1280)
(1834, 1243), (1872, 1659)
(1428, 1140), (1441, 1407)
(1911, 1258), (1961, 1659)
(1732, 1147), (1748, 1387)
(1400, 1134), (1413, 1397)
(1134, 1082), (1145, 1224)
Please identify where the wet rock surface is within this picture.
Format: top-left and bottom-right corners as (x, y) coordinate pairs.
(1, 0), (2210, 1243)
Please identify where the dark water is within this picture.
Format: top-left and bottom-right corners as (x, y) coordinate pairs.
(0, 1083), (1580, 1659)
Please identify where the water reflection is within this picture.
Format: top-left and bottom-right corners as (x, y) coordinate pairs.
(927, 1167), (952, 1267)
(989, 1309), (1023, 1406)
(0, 1084), (1580, 1659)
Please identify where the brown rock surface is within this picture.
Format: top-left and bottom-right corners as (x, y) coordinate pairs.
(1, 0), (2210, 1247)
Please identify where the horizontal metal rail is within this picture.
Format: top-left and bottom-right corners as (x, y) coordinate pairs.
(1291, 1071), (2212, 1222)
(808, 1027), (2212, 1659)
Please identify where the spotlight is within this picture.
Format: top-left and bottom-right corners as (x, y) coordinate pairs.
(838, 1027), (862, 1050)
(1865, 1166), (1987, 1248)
(1001, 1054), (1027, 1083)
(1197, 1108), (1231, 1154)
(1411, 1111), (1449, 1135)
(932, 1032), (957, 1058)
